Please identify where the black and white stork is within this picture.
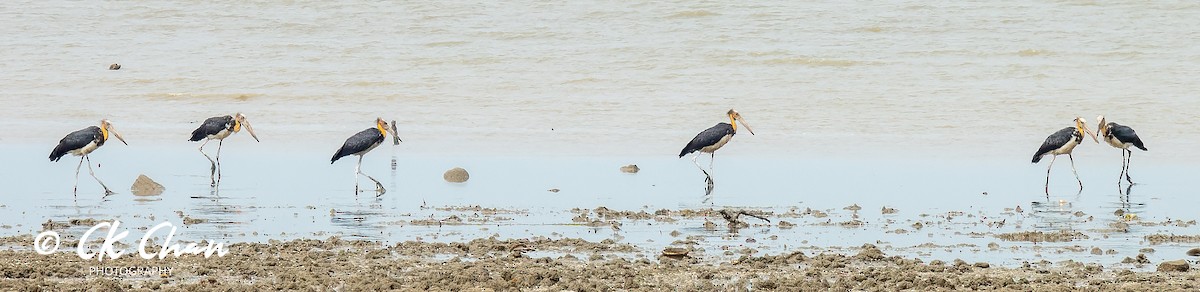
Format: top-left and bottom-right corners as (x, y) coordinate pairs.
(49, 119), (128, 196)
(331, 117), (400, 195)
(189, 113), (260, 186)
(679, 109), (755, 177)
(1096, 115), (1147, 185)
(1032, 117), (1098, 194)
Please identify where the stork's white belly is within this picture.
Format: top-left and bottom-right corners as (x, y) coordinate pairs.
(69, 141), (100, 156)
(1049, 138), (1080, 155)
(207, 129), (233, 140)
(699, 134), (733, 153)
(1103, 135), (1130, 149)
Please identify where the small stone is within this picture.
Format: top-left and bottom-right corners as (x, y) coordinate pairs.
(1157, 260), (1190, 272)
(844, 204), (861, 211)
(547, 188), (560, 193)
(130, 174), (165, 196)
(1187, 248), (1200, 256)
(108, 63), (121, 70)
(974, 262), (990, 268)
(881, 207), (898, 214)
(620, 164), (640, 173)
(443, 167), (469, 183)
(1135, 253), (1150, 264)
(182, 216), (207, 225)
(1090, 247), (1103, 255)
(778, 220), (795, 229)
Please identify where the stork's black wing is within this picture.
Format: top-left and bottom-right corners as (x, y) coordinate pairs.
(1032, 127), (1075, 163)
(189, 115), (233, 141)
(679, 123), (735, 157)
(1108, 123), (1146, 151)
(50, 126), (101, 161)
(331, 128), (384, 163)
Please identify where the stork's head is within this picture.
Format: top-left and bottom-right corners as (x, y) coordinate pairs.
(375, 117), (401, 145)
(727, 109), (755, 135)
(1075, 117), (1098, 143)
(100, 119), (127, 145)
(233, 113), (260, 142)
(1095, 115), (1108, 134)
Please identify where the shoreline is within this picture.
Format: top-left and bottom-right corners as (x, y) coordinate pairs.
(1, 235), (1197, 290)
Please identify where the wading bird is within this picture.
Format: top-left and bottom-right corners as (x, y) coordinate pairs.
(1096, 116), (1147, 185)
(189, 113), (260, 186)
(332, 117), (400, 195)
(679, 109), (755, 179)
(49, 119), (128, 196)
(1032, 117), (1098, 194)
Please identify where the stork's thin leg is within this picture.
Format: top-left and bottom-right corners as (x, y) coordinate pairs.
(354, 155), (385, 195)
(1124, 149), (1134, 184)
(215, 140), (224, 186)
(1068, 154), (1082, 191)
(709, 152), (715, 175)
(354, 155), (363, 193)
(85, 156), (114, 195)
(199, 139), (216, 186)
(364, 172), (385, 196)
(74, 156), (85, 197)
(1044, 155), (1056, 195)
(691, 153), (704, 173)
(1117, 150), (1123, 184)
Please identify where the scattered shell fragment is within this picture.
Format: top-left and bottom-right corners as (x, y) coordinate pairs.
(662, 247), (689, 257)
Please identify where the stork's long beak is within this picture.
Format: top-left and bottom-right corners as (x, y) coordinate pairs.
(1078, 119), (1098, 143)
(735, 116), (755, 135)
(243, 119), (260, 142)
(109, 125), (128, 145)
(389, 120), (401, 145)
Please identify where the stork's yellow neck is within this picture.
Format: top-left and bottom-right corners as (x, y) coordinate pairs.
(232, 120), (241, 132)
(100, 125), (109, 141)
(728, 115), (737, 132)
(376, 123), (387, 137)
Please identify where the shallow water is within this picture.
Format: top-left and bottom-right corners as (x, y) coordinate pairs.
(1, 143), (1197, 268)
(2, 1), (1199, 268)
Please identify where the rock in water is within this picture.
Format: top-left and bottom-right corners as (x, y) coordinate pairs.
(108, 63), (121, 70)
(443, 167), (469, 183)
(1188, 248), (1200, 257)
(1157, 260), (1190, 272)
(130, 174), (164, 196)
(620, 164), (640, 173)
